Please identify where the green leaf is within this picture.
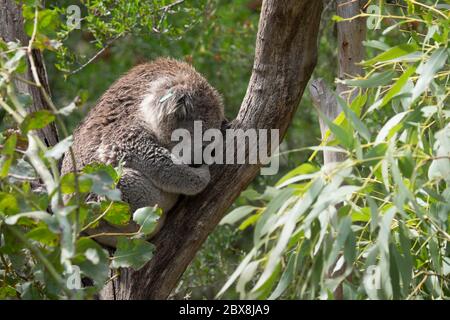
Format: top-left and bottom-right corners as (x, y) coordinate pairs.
(0, 285), (17, 299)
(254, 188), (294, 243)
(0, 192), (19, 215)
(350, 92), (368, 116)
(111, 238), (155, 270)
(250, 263), (281, 299)
(363, 143), (387, 167)
(380, 66), (416, 108)
(220, 205), (258, 225)
(236, 260), (260, 298)
(256, 179), (324, 290)
(398, 151), (414, 178)
(396, 223), (413, 296)
(351, 207), (371, 222)
(82, 163), (118, 182)
(83, 165), (121, 200)
(364, 44), (418, 65)
(4, 49), (26, 72)
(26, 226), (58, 246)
(38, 9), (60, 34)
(102, 201), (130, 226)
(332, 15), (345, 22)
(239, 212), (261, 231)
(377, 207), (396, 255)
(316, 108), (354, 149)
(276, 163), (319, 187)
(73, 238), (109, 288)
(132, 206), (161, 235)
(428, 125), (450, 182)
(389, 243), (401, 299)
(367, 196), (379, 233)
(344, 228), (356, 265)
(5, 211), (52, 225)
(268, 252), (296, 300)
(363, 40), (391, 51)
(217, 247), (258, 298)
(343, 70), (396, 88)
(9, 158), (36, 180)
(60, 173), (92, 194)
(327, 216), (352, 268)
(0, 134), (17, 178)
(336, 95), (371, 141)
(20, 110), (55, 134)
(412, 48), (448, 101)
(375, 111), (409, 144)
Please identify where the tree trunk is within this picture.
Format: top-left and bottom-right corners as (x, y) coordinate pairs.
(310, 0), (366, 165)
(0, 0), (59, 147)
(100, 0), (324, 300)
(336, 0), (366, 97)
(309, 0), (366, 299)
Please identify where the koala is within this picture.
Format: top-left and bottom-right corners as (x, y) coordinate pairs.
(61, 58), (224, 247)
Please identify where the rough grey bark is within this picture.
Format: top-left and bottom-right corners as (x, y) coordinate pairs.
(100, 0), (324, 300)
(0, 0), (59, 147)
(336, 0), (366, 96)
(309, 0), (366, 164)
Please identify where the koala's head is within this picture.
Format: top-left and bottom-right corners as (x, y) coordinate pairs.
(139, 64), (224, 152)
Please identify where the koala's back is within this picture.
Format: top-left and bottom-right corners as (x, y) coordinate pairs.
(61, 58), (212, 173)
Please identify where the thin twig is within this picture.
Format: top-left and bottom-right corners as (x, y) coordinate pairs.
(70, 34), (122, 75)
(160, 0), (185, 12)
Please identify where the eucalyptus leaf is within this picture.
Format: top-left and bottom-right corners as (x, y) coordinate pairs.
(220, 206), (258, 225)
(111, 237), (155, 270)
(132, 206), (161, 235)
(412, 48), (448, 101)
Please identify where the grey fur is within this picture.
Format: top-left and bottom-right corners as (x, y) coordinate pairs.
(62, 58), (224, 247)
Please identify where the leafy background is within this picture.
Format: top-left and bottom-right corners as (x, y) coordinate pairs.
(0, 0), (448, 299)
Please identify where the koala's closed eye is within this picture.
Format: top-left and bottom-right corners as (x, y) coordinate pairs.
(174, 96), (190, 120)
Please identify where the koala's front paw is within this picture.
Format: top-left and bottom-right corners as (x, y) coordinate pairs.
(184, 164), (210, 195)
(195, 164), (211, 187)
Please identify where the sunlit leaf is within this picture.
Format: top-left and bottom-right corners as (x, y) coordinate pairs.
(220, 206), (259, 225)
(20, 110), (55, 134)
(132, 206), (161, 235)
(364, 44), (418, 65)
(343, 70), (395, 88)
(412, 48), (448, 101)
